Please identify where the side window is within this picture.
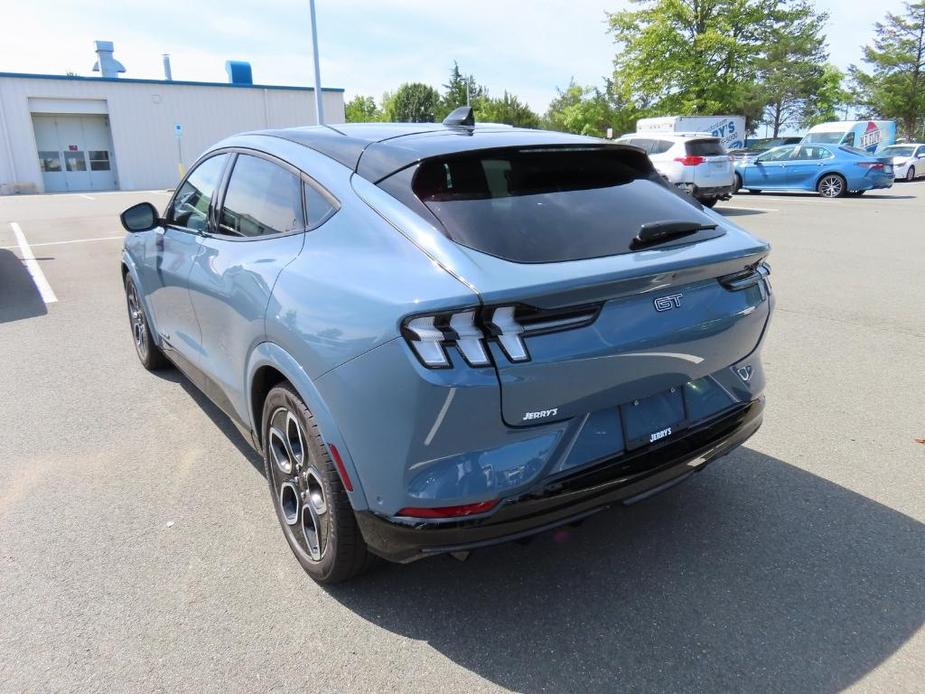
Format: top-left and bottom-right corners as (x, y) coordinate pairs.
(843, 132), (856, 147)
(795, 146), (820, 160)
(917, 146), (925, 158)
(765, 146), (797, 161)
(654, 140), (674, 154)
(218, 155), (304, 238)
(815, 147), (834, 160)
(168, 155), (228, 232)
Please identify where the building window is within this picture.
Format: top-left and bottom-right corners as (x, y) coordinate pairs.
(39, 152), (62, 172)
(64, 152), (87, 172)
(89, 151), (111, 171)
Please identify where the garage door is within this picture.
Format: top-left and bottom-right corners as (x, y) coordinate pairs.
(32, 114), (118, 193)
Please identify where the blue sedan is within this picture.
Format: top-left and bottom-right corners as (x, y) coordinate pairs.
(733, 144), (894, 197)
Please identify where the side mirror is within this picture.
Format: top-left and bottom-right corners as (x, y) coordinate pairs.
(120, 202), (160, 232)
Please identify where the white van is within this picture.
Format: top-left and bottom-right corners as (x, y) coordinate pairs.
(802, 120), (896, 154)
(635, 115), (747, 151)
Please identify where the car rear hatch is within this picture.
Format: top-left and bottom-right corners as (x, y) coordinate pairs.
(376, 143), (771, 428)
(683, 138), (734, 188)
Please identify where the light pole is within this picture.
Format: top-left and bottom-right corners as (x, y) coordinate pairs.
(309, 0), (325, 125)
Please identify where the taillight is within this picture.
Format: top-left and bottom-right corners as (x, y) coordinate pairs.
(484, 306), (529, 362)
(397, 500), (499, 518)
(402, 315), (454, 368)
(402, 303), (600, 369)
(857, 161), (885, 170)
(674, 155), (706, 166)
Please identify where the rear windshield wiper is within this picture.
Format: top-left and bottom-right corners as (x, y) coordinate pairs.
(631, 220), (718, 250)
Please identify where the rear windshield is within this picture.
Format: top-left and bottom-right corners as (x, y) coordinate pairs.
(685, 139), (726, 156)
(404, 147), (723, 263)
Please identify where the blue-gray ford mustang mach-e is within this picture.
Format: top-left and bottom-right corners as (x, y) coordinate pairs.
(120, 109), (774, 583)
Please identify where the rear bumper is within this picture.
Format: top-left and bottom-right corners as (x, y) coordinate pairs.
(355, 397), (764, 563)
(691, 184), (737, 199)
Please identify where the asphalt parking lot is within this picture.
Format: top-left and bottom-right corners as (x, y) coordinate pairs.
(1, 185), (924, 693)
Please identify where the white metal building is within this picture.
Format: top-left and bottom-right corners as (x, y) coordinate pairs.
(0, 71), (345, 195)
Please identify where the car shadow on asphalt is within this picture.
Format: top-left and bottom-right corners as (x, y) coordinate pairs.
(151, 368), (264, 473)
(0, 248), (48, 323)
(326, 447), (924, 692)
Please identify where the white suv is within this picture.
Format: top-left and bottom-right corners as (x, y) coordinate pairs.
(616, 132), (736, 207)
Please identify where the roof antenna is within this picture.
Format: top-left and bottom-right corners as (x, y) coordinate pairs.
(443, 106), (475, 128)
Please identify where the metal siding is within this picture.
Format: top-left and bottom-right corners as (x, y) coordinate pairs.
(0, 76), (345, 194)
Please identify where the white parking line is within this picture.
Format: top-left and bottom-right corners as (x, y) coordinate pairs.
(1, 235), (124, 250)
(9, 222), (58, 304)
(78, 194), (95, 200)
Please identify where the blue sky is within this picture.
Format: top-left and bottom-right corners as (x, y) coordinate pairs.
(0, 0), (908, 113)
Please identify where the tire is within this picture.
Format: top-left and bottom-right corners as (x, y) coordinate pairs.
(124, 274), (169, 370)
(701, 197), (718, 208)
(907, 166), (916, 182)
(261, 383), (373, 584)
(747, 189), (762, 194)
(733, 173), (742, 192)
(817, 173), (847, 198)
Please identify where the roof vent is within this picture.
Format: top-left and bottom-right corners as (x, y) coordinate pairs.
(225, 61), (253, 85)
(443, 106), (475, 128)
(92, 41), (125, 79)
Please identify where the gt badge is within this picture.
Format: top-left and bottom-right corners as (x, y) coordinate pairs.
(654, 293), (683, 312)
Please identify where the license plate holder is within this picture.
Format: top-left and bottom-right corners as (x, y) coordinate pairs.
(620, 388), (688, 451)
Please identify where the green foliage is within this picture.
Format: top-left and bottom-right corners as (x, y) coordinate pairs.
(440, 61), (484, 120)
(476, 91), (540, 128)
(542, 80), (637, 137)
(607, 0), (837, 132)
(850, 1), (925, 140)
(344, 95), (382, 123)
(801, 65), (850, 128)
(756, 1), (832, 135)
(383, 83), (442, 123)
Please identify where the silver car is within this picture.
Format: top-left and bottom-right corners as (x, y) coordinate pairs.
(880, 143), (925, 182)
(616, 133), (736, 207)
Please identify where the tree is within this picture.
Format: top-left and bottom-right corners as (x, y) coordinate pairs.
(440, 61), (484, 118)
(543, 80), (637, 137)
(344, 95), (381, 123)
(383, 83), (441, 122)
(851, 1), (925, 140)
(802, 65), (850, 128)
(477, 91), (540, 128)
(756, 1), (831, 136)
(607, 0), (809, 131)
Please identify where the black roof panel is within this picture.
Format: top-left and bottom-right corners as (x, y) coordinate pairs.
(258, 123), (604, 181)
